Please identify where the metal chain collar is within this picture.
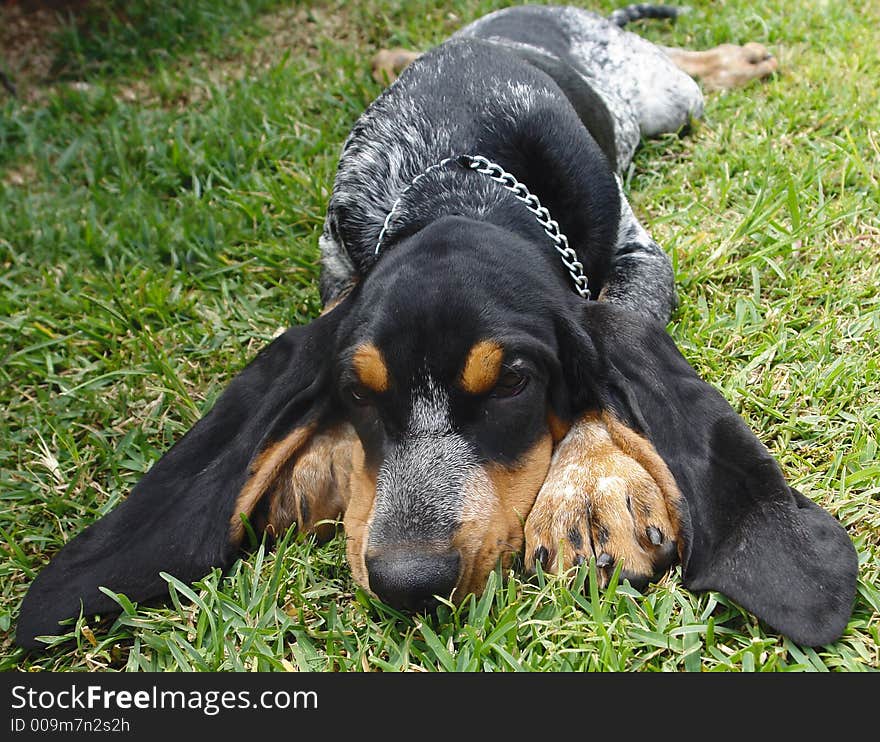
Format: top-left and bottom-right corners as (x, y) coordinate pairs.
(373, 154), (591, 300)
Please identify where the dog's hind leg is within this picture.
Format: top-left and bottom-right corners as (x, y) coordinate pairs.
(595, 41), (777, 323)
(371, 48), (421, 86)
(662, 43), (778, 92)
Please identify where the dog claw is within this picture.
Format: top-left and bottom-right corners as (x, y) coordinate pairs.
(534, 546), (549, 568)
(647, 526), (663, 545)
(596, 552), (613, 568)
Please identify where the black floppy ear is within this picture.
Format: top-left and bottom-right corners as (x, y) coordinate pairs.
(561, 302), (857, 646)
(16, 300), (351, 650)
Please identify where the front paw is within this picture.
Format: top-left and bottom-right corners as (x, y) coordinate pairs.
(524, 413), (681, 590)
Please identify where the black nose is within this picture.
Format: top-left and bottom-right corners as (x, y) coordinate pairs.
(366, 548), (460, 613)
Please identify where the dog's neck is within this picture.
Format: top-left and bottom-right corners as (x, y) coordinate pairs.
(376, 162), (590, 298)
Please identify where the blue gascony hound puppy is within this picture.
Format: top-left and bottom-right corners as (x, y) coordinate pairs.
(17, 4), (857, 649)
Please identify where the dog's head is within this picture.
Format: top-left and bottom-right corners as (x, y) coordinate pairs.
(16, 216), (857, 648)
(334, 216), (583, 609)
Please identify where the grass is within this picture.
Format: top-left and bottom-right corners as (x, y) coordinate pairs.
(0, 0), (878, 672)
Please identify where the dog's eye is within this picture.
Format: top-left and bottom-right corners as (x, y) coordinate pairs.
(350, 384), (372, 406)
(491, 369), (528, 398)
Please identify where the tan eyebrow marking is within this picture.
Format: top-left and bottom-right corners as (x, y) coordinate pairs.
(352, 343), (389, 392)
(459, 340), (505, 395)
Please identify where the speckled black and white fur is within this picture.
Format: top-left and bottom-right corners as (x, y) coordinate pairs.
(319, 4), (705, 323)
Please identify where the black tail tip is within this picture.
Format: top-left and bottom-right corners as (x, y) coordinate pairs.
(609, 4), (690, 28)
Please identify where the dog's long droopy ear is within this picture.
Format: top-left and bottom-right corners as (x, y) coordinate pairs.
(16, 301), (351, 649)
(560, 302), (857, 646)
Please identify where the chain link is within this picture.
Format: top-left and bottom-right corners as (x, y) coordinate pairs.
(373, 153), (590, 300)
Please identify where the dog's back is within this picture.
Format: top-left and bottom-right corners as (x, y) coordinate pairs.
(319, 5), (698, 322)
(319, 34), (619, 305)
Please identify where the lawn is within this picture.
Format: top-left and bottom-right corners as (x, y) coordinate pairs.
(1, 0), (877, 672)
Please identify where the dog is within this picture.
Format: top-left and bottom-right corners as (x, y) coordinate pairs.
(17, 4), (857, 650)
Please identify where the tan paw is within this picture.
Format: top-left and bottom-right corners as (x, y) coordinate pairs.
(701, 42), (779, 91)
(524, 413), (681, 589)
(371, 48), (421, 86)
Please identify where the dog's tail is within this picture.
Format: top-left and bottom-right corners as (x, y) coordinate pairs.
(608, 4), (688, 27)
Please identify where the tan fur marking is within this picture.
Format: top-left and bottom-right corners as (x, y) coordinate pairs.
(230, 423), (360, 545)
(265, 424), (357, 543)
(459, 340), (504, 395)
(547, 411), (572, 444)
(453, 434), (553, 599)
(343, 440), (378, 591)
(230, 424), (315, 544)
(352, 343), (389, 393)
(319, 293), (347, 317)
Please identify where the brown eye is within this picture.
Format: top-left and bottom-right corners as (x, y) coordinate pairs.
(350, 384), (372, 406)
(492, 369), (528, 398)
